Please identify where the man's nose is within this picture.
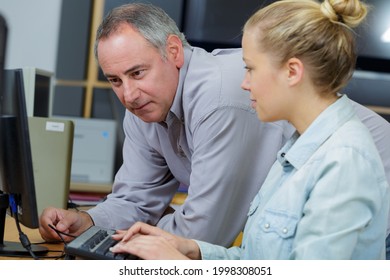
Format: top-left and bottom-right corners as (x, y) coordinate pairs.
(123, 81), (140, 103)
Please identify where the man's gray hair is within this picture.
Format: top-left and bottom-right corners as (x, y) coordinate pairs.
(94, 3), (189, 59)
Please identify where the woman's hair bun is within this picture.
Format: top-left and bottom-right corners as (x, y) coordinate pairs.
(320, 0), (369, 28)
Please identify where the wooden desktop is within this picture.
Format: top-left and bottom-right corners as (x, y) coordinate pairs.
(0, 191), (188, 260)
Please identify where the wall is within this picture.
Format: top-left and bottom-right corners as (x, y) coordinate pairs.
(0, 0), (62, 73)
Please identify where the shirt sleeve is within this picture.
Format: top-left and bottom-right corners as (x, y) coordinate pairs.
(291, 146), (389, 259)
(352, 101), (390, 236)
(87, 111), (179, 230)
(196, 240), (241, 260)
(352, 100), (390, 185)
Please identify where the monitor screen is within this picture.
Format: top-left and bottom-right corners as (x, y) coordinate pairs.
(21, 67), (53, 118)
(0, 15), (48, 257)
(0, 69), (38, 228)
(355, 0), (390, 72)
(182, 0), (390, 73)
(183, 0), (264, 50)
(33, 72), (52, 117)
(0, 16), (5, 80)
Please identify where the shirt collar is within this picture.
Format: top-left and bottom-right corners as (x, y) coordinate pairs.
(162, 47), (193, 128)
(278, 95), (355, 169)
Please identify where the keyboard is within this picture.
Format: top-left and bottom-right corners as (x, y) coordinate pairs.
(64, 226), (138, 260)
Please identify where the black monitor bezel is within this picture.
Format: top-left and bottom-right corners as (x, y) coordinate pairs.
(0, 69), (39, 229)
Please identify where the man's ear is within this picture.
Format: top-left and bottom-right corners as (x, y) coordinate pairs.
(166, 34), (184, 68)
(286, 57), (304, 86)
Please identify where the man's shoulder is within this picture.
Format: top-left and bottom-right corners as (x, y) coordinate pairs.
(190, 47), (242, 61)
(210, 48), (242, 56)
(350, 99), (390, 134)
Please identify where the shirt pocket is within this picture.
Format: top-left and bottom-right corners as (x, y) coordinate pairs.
(258, 209), (299, 259)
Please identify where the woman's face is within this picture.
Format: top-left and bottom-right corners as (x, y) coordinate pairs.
(241, 31), (292, 123)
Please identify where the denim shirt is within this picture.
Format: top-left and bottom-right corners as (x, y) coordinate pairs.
(197, 95), (389, 259)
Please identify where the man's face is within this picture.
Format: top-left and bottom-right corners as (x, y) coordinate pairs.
(97, 24), (182, 123)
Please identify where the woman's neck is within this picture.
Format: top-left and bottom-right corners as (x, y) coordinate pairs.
(290, 93), (338, 135)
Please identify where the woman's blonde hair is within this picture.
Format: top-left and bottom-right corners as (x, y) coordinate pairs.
(244, 0), (369, 95)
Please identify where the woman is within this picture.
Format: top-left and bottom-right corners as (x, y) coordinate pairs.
(110, 0), (389, 260)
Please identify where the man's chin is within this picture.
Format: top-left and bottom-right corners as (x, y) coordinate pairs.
(137, 114), (164, 123)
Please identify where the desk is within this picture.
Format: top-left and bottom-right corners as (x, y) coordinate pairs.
(0, 215), (64, 260)
(1, 192), (188, 260)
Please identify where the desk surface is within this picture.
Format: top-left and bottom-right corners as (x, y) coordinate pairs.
(1, 192), (188, 260)
(1, 215), (64, 260)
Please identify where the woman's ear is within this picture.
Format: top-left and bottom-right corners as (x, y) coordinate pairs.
(286, 57), (304, 86)
(166, 35), (184, 68)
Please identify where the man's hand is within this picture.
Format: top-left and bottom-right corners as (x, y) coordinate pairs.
(39, 207), (94, 242)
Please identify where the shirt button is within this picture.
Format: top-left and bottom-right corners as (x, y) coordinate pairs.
(264, 223), (270, 229)
(282, 228), (288, 234)
(281, 152), (285, 157)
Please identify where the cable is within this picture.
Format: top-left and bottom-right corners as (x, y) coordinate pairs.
(9, 194), (39, 260)
(48, 224), (78, 259)
(48, 224), (77, 239)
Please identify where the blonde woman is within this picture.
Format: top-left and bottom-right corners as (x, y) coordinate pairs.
(110, 0), (389, 260)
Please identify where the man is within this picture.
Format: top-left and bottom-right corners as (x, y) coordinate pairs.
(39, 3), (390, 253)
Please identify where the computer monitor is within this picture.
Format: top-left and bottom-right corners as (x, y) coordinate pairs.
(355, 0), (390, 72)
(182, 0), (267, 50)
(0, 15), (48, 257)
(22, 67), (54, 118)
(0, 16), (5, 77)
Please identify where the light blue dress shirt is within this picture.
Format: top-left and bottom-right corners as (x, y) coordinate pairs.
(197, 95), (390, 259)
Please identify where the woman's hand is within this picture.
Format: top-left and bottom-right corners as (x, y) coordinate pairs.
(110, 222), (201, 260)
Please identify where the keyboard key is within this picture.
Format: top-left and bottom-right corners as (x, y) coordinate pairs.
(94, 237), (118, 255)
(64, 226), (138, 260)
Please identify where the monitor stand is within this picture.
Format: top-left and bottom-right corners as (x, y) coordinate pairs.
(0, 193), (48, 257)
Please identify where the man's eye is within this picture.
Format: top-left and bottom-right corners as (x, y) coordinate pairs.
(108, 78), (121, 86)
(132, 70), (145, 79)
